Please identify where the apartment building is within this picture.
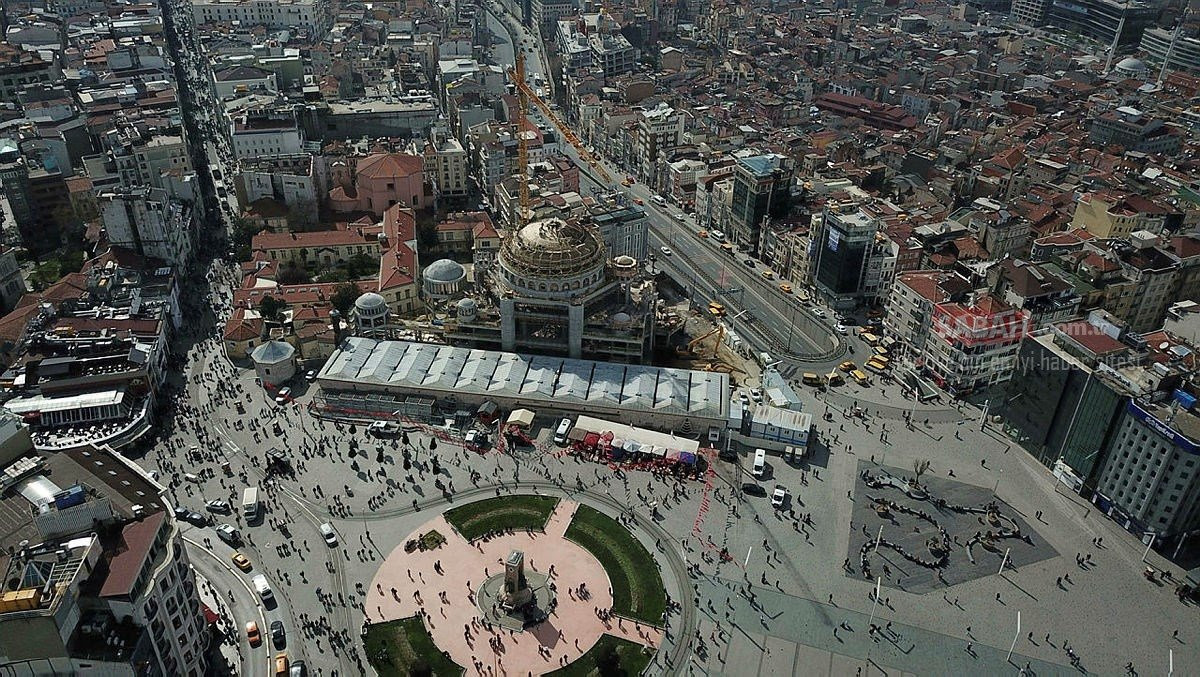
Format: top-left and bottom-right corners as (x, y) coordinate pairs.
(99, 186), (196, 267)
(0, 417), (207, 675)
(922, 293), (1030, 393)
(191, 0), (330, 31)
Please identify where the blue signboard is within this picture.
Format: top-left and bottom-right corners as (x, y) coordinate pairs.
(1126, 401), (1200, 455)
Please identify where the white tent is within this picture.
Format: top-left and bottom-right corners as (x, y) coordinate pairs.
(506, 409), (535, 428)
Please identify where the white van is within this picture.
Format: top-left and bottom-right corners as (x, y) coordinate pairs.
(242, 487), (260, 520)
(752, 449), (767, 477)
(252, 574), (274, 602)
(553, 418), (572, 445)
(652, 194), (665, 205)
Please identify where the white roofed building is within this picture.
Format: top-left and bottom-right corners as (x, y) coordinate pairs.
(315, 338), (729, 432)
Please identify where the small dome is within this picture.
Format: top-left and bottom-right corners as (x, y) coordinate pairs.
(457, 298), (477, 311)
(250, 340), (294, 364)
(423, 258), (466, 283)
(354, 292), (388, 317)
(1116, 56), (1147, 73)
(611, 312), (632, 325)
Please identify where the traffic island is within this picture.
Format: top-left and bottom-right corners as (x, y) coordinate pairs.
(363, 616), (465, 677)
(444, 494), (559, 540)
(563, 504), (667, 625)
(365, 497), (663, 675)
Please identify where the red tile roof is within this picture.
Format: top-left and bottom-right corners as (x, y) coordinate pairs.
(100, 512), (164, 599)
(355, 152), (423, 180)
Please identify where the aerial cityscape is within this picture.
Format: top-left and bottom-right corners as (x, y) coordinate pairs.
(1, 0), (1200, 673)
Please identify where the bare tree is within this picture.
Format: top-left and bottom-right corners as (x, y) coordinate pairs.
(912, 458), (931, 486)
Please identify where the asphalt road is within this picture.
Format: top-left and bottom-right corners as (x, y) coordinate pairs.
(477, 0), (844, 366)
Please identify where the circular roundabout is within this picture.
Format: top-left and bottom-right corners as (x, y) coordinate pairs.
(363, 494), (671, 676)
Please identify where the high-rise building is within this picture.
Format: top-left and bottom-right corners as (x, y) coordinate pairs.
(1094, 397), (1200, 547)
(1042, 0), (1158, 49)
(99, 186), (196, 266)
(810, 205), (878, 310)
(1140, 27), (1200, 77)
(0, 142), (72, 256)
(728, 153), (793, 256)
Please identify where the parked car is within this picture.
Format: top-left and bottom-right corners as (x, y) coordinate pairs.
(186, 511), (208, 526)
(771, 485), (787, 508)
(304, 370), (317, 382)
(742, 483), (767, 497)
(368, 421), (401, 436)
(205, 500), (231, 514)
(274, 387), (291, 404)
(231, 553), (253, 572)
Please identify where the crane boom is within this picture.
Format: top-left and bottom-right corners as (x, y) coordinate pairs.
(515, 53), (531, 225)
(507, 60), (611, 185)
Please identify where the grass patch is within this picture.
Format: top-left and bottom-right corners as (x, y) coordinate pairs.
(443, 495), (559, 541)
(545, 634), (653, 677)
(564, 504), (666, 625)
(363, 616), (464, 677)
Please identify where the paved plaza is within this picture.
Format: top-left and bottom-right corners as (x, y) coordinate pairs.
(846, 462), (1059, 594)
(365, 500), (660, 674)
(138, 252), (1200, 677)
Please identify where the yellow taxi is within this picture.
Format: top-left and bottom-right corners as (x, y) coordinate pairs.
(621, 179), (633, 187)
(778, 283), (792, 294)
(761, 270), (775, 280)
(231, 553), (252, 572)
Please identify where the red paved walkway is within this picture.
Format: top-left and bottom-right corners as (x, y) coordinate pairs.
(366, 499), (661, 675)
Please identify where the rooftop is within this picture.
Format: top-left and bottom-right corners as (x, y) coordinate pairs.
(318, 338), (729, 420)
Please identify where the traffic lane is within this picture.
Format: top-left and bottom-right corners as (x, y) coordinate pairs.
(184, 534), (271, 677)
(649, 230), (826, 355)
(647, 222), (828, 354)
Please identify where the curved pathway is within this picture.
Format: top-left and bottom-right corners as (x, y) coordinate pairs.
(366, 500), (661, 675)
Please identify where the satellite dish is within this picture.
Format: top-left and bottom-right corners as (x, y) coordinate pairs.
(1160, 342), (1171, 350)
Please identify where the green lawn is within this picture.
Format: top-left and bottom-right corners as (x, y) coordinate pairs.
(363, 616), (464, 677)
(545, 634), (654, 677)
(443, 495), (559, 541)
(564, 505), (666, 625)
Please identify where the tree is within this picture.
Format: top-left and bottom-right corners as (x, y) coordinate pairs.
(258, 295), (286, 324)
(276, 262), (310, 286)
(331, 281), (360, 317)
(912, 458), (931, 486)
(286, 198), (318, 232)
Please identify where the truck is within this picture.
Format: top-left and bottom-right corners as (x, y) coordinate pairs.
(242, 487), (260, 521)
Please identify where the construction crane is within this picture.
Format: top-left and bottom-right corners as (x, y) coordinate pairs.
(687, 323), (726, 359)
(515, 53), (531, 224)
(508, 55), (612, 185)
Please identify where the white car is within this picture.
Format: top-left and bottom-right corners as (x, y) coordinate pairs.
(710, 229), (725, 242)
(812, 308), (826, 318)
(369, 420), (401, 435)
(771, 485), (787, 508)
(834, 324), (848, 334)
(660, 246), (673, 256)
(319, 522), (338, 546)
(274, 387), (291, 404)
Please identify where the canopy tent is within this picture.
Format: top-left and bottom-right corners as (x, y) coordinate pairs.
(506, 408), (535, 428)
